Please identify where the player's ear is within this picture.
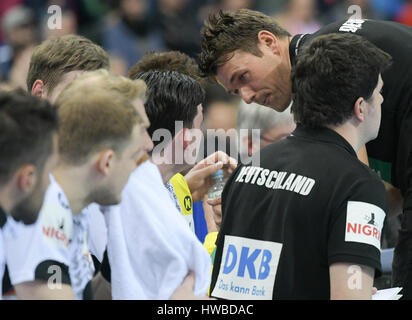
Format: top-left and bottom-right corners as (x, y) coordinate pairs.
(96, 149), (115, 176)
(257, 30), (281, 55)
(182, 128), (191, 150)
(15, 165), (37, 193)
(353, 97), (366, 122)
(31, 80), (48, 99)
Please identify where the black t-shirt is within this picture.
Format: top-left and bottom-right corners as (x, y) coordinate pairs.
(210, 126), (388, 299)
(289, 19), (412, 196)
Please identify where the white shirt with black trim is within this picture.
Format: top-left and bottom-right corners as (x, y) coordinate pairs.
(3, 175), (94, 300)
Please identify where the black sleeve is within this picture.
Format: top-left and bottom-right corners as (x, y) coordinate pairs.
(100, 249), (111, 283)
(393, 103), (412, 295)
(91, 254), (101, 277)
(34, 260), (71, 285)
(327, 177), (388, 276)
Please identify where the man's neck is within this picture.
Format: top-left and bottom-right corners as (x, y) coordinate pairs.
(326, 122), (364, 154)
(53, 167), (89, 215)
(0, 186), (15, 214)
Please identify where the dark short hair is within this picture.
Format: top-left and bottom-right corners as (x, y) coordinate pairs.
(199, 9), (290, 78)
(129, 51), (206, 88)
(291, 33), (392, 128)
(131, 70), (205, 148)
(26, 35), (109, 93)
(0, 89), (58, 184)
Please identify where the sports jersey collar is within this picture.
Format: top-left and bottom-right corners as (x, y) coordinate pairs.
(289, 34), (309, 66)
(291, 124), (357, 157)
(49, 173), (71, 212)
(0, 206), (7, 229)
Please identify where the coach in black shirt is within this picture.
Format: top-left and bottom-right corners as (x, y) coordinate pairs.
(200, 10), (412, 291)
(209, 33), (391, 300)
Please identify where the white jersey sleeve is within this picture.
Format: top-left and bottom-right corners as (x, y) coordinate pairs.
(106, 160), (212, 300)
(84, 203), (107, 263)
(3, 179), (73, 287)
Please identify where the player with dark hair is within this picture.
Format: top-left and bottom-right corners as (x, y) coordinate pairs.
(0, 89), (59, 298)
(200, 9), (412, 291)
(210, 33), (391, 300)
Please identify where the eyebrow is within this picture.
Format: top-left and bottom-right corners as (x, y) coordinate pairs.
(230, 71), (238, 85)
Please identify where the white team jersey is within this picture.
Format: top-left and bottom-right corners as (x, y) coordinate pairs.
(84, 203), (107, 263)
(3, 175), (94, 300)
(103, 160), (211, 299)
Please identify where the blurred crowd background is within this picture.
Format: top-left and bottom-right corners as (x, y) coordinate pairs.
(0, 0), (410, 139)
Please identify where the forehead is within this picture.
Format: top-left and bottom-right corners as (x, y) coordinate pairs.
(132, 98), (150, 125)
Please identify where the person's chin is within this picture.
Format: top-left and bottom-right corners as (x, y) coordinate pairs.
(98, 195), (122, 207)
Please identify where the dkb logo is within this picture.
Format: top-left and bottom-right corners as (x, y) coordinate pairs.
(223, 244), (272, 280)
(212, 236), (282, 300)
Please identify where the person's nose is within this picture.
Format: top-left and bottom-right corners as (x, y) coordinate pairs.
(143, 130), (154, 152)
(239, 86), (256, 104)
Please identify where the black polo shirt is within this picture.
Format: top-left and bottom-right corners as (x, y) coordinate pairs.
(210, 125), (388, 300)
(289, 19), (412, 290)
(290, 18), (412, 202)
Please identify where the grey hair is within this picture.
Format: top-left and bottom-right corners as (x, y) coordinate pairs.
(237, 100), (294, 134)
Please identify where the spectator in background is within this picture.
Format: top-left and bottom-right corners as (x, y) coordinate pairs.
(217, 0), (256, 11)
(236, 101), (296, 158)
(274, 0), (322, 35)
(318, 0), (381, 23)
(369, 0), (406, 21)
(154, 0), (203, 58)
(395, 0), (412, 27)
(0, 5), (36, 83)
(102, 0), (165, 70)
(0, 0), (22, 44)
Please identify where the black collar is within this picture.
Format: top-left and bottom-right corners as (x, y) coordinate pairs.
(0, 205), (7, 229)
(289, 33), (308, 67)
(291, 124), (357, 157)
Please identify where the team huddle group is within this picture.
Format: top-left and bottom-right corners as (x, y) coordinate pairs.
(1, 8), (412, 300)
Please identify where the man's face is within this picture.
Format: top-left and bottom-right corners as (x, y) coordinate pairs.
(10, 134), (59, 224)
(91, 122), (144, 206)
(133, 98), (154, 155)
(90, 98), (152, 206)
(216, 45), (292, 112)
(364, 74), (384, 141)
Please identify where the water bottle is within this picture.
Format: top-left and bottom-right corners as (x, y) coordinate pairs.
(208, 169), (225, 200)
